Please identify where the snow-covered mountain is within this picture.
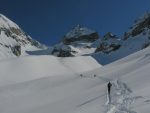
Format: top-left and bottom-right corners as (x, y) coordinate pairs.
(0, 14), (46, 59)
(51, 25), (99, 57)
(1, 12), (150, 64)
(50, 12), (150, 66)
(0, 12), (150, 113)
(93, 12), (150, 64)
(0, 34), (150, 113)
(63, 24), (99, 43)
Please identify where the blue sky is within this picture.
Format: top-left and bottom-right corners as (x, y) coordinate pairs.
(1, 0), (150, 46)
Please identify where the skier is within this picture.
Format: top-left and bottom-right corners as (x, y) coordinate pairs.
(107, 82), (112, 95)
(107, 82), (112, 103)
(80, 74), (83, 77)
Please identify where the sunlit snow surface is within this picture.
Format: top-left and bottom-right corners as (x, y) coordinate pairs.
(0, 46), (150, 113)
(0, 13), (150, 113)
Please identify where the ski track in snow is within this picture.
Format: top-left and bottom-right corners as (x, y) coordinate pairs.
(77, 75), (142, 113)
(105, 80), (139, 113)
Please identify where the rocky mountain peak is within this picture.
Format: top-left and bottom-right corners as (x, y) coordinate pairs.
(63, 25), (99, 44)
(0, 14), (46, 59)
(51, 25), (99, 57)
(103, 32), (118, 40)
(65, 24), (96, 38)
(124, 12), (150, 40)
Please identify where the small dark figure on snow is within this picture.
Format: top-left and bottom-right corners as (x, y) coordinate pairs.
(107, 81), (112, 103)
(94, 74), (96, 77)
(107, 82), (112, 95)
(80, 74), (83, 77)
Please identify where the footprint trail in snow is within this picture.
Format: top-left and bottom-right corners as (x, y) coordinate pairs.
(105, 80), (137, 113)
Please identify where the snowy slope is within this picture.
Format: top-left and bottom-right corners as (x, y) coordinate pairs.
(0, 55), (101, 86)
(0, 44), (150, 113)
(93, 12), (150, 65)
(93, 32), (150, 64)
(0, 14), (19, 28)
(0, 12), (150, 113)
(0, 14), (46, 59)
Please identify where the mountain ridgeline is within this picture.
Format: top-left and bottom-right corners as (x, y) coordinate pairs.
(0, 12), (150, 113)
(51, 12), (150, 64)
(1, 12), (150, 65)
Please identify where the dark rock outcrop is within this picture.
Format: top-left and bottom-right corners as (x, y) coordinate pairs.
(11, 45), (21, 56)
(63, 32), (99, 44)
(51, 46), (74, 57)
(103, 32), (117, 40)
(52, 25), (100, 57)
(131, 14), (150, 37)
(57, 49), (74, 57)
(95, 43), (121, 54)
(95, 32), (121, 54)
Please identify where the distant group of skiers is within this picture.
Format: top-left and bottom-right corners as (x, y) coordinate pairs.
(79, 74), (97, 78)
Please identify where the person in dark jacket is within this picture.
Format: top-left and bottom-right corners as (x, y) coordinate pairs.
(107, 82), (112, 95)
(107, 82), (112, 103)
